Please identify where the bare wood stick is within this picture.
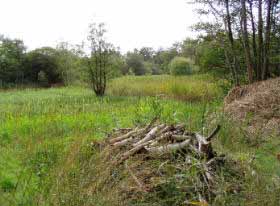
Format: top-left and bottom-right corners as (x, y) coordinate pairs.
(109, 128), (139, 144)
(194, 133), (216, 159)
(158, 125), (173, 135)
(149, 140), (159, 147)
(143, 117), (158, 132)
(171, 135), (192, 142)
(155, 131), (173, 142)
(116, 141), (151, 165)
(112, 128), (132, 132)
(109, 128), (145, 144)
(203, 163), (214, 183)
(195, 133), (209, 154)
(113, 137), (133, 148)
(189, 144), (203, 156)
(147, 139), (191, 154)
(206, 125), (221, 141)
(133, 124), (165, 147)
(174, 123), (186, 130)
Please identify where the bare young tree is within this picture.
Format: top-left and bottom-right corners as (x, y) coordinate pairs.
(87, 23), (114, 96)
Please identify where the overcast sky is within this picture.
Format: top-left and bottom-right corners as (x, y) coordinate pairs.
(0, 0), (198, 52)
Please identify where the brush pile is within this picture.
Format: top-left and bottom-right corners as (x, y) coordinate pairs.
(108, 120), (221, 165)
(89, 120), (241, 205)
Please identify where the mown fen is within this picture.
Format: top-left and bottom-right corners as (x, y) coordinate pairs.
(0, 84), (221, 205)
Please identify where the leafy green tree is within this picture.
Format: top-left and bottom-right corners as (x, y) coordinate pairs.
(139, 47), (154, 61)
(195, 40), (226, 74)
(154, 48), (178, 73)
(24, 47), (62, 85)
(86, 22), (115, 96)
(169, 57), (192, 75)
(56, 42), (85, 85)
(181, 38), (199, 61)
(0, 36), (26, 86)
(126, 52), (146, 75)
(109, 51), (127, 77)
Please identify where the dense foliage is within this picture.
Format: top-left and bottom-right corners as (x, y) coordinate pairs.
(169, 57), (192, 75)
(189, 0), (280, 84)
(1, 0), (280, 88)
(0, 36), (25, 87)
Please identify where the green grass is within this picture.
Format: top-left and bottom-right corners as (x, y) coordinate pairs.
(0, 77), (279, 205)
(0, 86), (220, 205)
(107, 74), (225, 102)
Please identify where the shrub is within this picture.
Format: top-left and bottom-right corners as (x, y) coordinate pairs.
(169, 57), (192, 75)
(126, 53), (146, 75)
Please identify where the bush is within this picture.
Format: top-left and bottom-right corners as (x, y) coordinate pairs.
(126, 53), (146, 75)
(169, 57), (192, 75)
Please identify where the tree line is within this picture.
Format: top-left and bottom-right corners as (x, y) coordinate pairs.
(189, 0), (280, 84)
(0, 30), (200, 90)
(1, 0), (280, 95)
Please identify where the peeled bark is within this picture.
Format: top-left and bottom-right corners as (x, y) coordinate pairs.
(147, 139), (191, 154)
(133, 124), (165, 147)
(109, 128), (140, 144)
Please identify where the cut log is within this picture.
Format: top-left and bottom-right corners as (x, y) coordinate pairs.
(109, 128), (138, 144)
(155, 131), (173, 143)
(113, 137), (134, 148)
(109, 128), (145, 144)
(171, 135), (192, 142)
(116, 141), (151, 165)
(133, 124), (165, 147)
(195, 133), (209, 153)
(143, 117), (158, 133)
(206, 125), (221, 141)
(147, 139), (191, 154)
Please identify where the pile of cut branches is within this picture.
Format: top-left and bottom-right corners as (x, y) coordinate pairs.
(109, 120), (221, 166)
(89, 120), (242, 205)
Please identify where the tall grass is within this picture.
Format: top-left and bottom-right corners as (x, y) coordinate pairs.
(107, 74), (224, 102)
(0, 86), (218, 205)
(0, 81), (279, 205)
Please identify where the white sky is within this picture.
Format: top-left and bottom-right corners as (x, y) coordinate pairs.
(0, 0), (198, 52)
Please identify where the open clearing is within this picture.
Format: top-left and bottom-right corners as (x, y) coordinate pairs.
(1, 76), (280, 205)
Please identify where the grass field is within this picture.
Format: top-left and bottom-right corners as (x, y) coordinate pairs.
(0, 75), (280, 205)
(107, 74), (227, 102)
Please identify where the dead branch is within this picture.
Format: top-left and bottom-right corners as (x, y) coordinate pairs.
(133, 124), (165, 147)
(147, 139), (191, 154)
(206, 125), (221, 141)
(171, 135), (192, 142)
(109, 128), (139, 144)
(113, 137), (134, 148)
(116, 141), (151, 165)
